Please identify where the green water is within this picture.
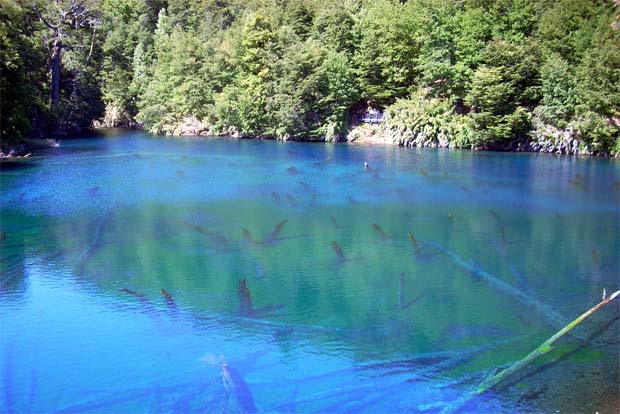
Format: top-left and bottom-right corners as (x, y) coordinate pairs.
(1, 131), (619, 413)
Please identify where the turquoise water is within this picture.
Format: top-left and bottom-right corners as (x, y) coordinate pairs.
(1, 130), (619, 413)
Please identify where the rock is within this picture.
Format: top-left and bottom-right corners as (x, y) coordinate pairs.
(346, 124), (384, 144)
(176, 116), (208, 136)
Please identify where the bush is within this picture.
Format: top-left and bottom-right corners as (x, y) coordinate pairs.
(382, 89), (474, 148)
(573, 112), (620, 156)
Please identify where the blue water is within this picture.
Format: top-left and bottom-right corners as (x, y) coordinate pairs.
(1, 130), (619, 413)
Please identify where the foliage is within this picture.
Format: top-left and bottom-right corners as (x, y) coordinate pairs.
(99, 0), (144, 125)
(137, 10), (213, 133)
(354, 1), (419, 105)
(464, 39), (539, 145)
(574, 10), (620, 119)
(0, 0), (46, 144)
(1, 0), (618, 155)
(383, 89), (475, 148)
(537, 54), (577, 127)
(572, 112), (620, 156)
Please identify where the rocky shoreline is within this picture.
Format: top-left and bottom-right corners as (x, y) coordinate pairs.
(346, 124), (619, 157)
(147, 113), (618, 157)
(5, 117), (618, 159)
(0, 138), (60, 163)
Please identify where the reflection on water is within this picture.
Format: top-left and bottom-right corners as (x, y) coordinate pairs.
(1, 131), (619, 413)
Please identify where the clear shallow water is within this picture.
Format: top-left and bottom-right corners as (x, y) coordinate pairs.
(1, 130), (619, 413)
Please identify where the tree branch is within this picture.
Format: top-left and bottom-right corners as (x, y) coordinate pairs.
(86, 25), (96, 65)
(32, 4), (58, 30)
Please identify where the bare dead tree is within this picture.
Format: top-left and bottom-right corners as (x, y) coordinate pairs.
(32, 0), (101, 110)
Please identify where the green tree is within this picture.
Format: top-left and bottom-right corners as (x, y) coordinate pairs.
(28, 0), (106, 134)
(466, 66), (530, 145)
(0, 0), (47, 142)
(137, 9), (213, 133)
(355, 1), (419, 105)
(411, 0), (459, 97)
(575, 10), (620, 118)
(312, 5), (357, 54)
(99, 0), (145, 126)
(537, 0), (600, 64)
(452, 5), (494, 99)
(537, 54), (577, 126)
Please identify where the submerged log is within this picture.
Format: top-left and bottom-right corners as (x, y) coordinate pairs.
(422, 239), (568, 330)
(372, 223), (388, 239)
(236, 278), (283, 319)
(119, 288), (162, 319)
(74, 209), (115, 276)
(286, 193), (298, 205)
(242, 228), (254, 243)
(161, 288), (178, 314)
(243, 220), (307, 247)
(238, 278), (253, 317)
(407, 232), (439, 263)
(408, 232), (422, 257)
(398, 272), (429, 309)
(271, 192), (282, 204)
(275, 336), (528, 412)
(221, 361), (258, 413)
(161, 288), (173, 301)
(329, 240), (363, 263)
(179, 221), (240, 253)
(331, 240), (346, 262)
(267, 220), (288, 241)
(330, 216), (341, 229)
(489, 210), (506, 245)
(439, 290), (620, 414)
(120, 287), (146, 300)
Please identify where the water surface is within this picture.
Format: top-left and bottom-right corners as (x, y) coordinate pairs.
(1, 131), (619, 413)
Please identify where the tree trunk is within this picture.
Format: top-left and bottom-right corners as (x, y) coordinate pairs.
(50, 38), (62, 109)
(439, 290), (620, 414)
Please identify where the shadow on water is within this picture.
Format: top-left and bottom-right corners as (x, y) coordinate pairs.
(0, 158), (42, 172)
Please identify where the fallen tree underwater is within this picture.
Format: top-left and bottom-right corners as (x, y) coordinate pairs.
(242, 219), (310, 247)
(438, 290), (620, 414)
(73, 208), (116, 276)
(269, 336), (529, 413)
(373, 223), (568, 332)
(420, 238), (569, 331)
(370, 223), (573, 329)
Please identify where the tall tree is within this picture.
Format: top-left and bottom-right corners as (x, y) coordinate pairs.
(33, 0), (102, 110)
(0, 0), (47, 142)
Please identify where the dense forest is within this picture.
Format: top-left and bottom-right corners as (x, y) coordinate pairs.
(1, 0), (619, 155)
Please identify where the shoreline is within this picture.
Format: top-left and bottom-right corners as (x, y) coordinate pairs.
(4, 126), (619, 160)
(129, 114), (619, 158)
(155, 125), (620, 158)
(0, 138), (60, 163)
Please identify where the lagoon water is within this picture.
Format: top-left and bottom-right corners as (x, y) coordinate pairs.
(1, 130), (619, 413)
